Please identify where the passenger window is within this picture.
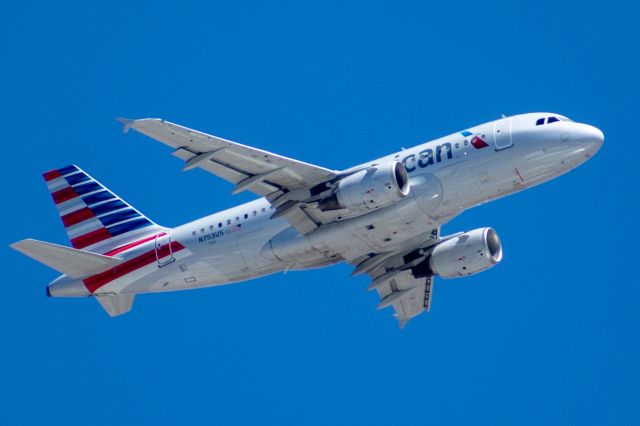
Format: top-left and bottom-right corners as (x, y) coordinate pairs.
(218, 222), (222, 228)
(200, 228), (205, 234)
(192, 231), (196, 236)
(226, 219), (231, 225)
(261, 207), (266, 213)
(547, 117), (559, 124)
(235, 216), (240, 222)
(209, 225), (214, 231)
(536, 118), (545, 126)
(253, 211), (257, 217)
(244, 213), (248, 219)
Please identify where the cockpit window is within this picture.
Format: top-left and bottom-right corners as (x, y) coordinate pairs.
(537, 116), (570, 126)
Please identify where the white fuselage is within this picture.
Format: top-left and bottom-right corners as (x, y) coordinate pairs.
(48, 112), (604, 297)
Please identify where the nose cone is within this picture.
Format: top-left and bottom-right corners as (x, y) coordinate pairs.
(572, 123), (604, 155)
(47, 275), (90, 297)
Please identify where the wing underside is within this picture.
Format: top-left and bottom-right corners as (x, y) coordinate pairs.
(351, 228), (440, 328)
(375, 270), (434, 329)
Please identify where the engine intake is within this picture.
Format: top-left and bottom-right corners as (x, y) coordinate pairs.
(429, 227), (503, 278)
(319, 161), (410, 212)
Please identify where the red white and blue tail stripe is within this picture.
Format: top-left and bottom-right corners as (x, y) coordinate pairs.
(43, 165), (165, 254)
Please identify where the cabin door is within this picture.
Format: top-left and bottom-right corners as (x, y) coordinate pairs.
(493, 118), (513, 150)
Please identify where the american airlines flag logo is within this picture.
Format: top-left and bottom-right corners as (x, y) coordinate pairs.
(460, 131), (490, 149)
(42, 165), (158, 253)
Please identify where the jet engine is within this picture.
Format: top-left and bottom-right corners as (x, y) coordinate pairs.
(319, 161), (410, 212)
(429, 227), (503, 278)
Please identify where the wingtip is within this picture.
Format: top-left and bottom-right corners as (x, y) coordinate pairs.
(395, 316), (410, 329)
(9, 239), (29, 251)
(116, 117), (166, 133)
(116, 117), (134, 133)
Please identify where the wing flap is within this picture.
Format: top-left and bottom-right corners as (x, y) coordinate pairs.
(373, 269), (432, 327)
(391, 277), (433, 329)
(276, 204), (319, 235)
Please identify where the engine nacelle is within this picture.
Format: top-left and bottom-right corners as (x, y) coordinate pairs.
(319, 161), (410, 212)
(429, 227), (503, 278)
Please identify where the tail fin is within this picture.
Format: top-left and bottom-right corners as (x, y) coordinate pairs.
(42, 165), (165, 254)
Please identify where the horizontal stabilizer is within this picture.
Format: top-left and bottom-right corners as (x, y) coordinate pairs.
(10, 239), (123, 279)
(96, 293), (134, 317)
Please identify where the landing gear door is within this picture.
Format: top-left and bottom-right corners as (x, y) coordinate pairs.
(155, 233), (175, 267)
(493, 118), (513, 150)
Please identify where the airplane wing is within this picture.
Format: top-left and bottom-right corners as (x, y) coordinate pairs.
(373, 270), (434, 329)
(118, 118), (337, 197)
(119, 118), (339, 234)
(350, 228), (440, 328)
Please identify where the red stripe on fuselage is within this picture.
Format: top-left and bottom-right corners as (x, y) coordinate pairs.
(51, 187), (78, 204)
(43, 170), (62, 181)
(61, 207), (94, 227)
(83, 241), (185, 293)
(103, 233), (165, 257)
(70, 227), (112, 249)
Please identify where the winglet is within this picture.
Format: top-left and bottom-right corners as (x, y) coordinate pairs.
(116, 117), (135, 133)
(395, 316), (410, 329)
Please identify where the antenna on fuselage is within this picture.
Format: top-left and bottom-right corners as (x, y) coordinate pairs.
(501, 114), (507, 118)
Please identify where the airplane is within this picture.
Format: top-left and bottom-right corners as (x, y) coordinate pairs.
(10, 113), (603, 327)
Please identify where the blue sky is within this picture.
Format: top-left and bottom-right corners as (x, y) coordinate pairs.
(1, 1), (638, 424)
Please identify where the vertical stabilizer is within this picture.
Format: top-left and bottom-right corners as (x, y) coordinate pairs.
(42, 165), (165, 254)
